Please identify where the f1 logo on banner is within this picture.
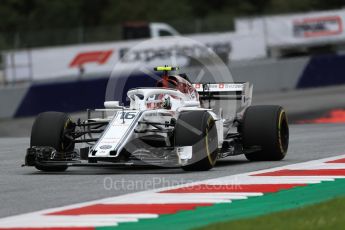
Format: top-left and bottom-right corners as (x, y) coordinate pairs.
(69, 50), (113, 67)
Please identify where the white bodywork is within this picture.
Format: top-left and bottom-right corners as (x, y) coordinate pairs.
(127, 88), (199, 110)
(89, 83), (252, 161)
(91, 110), (140, 157)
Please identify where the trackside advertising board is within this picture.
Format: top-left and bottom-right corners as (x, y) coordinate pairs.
(235, 8), (345, 48)
(3, 32), (266, 82)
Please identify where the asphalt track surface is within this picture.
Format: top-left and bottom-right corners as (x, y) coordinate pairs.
(1, 123), (345, 218)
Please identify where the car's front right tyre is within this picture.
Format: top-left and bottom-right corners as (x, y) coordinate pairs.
(30, 112), (74, 172)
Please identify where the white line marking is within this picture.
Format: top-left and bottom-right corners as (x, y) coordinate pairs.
(288, 163), (345, 170)
(101, 193), (260, 204)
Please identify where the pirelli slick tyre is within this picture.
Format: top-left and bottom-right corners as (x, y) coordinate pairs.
(174, 111), (218, 171)
(242, 105), (289, 161)
(31, 112), (75, 172)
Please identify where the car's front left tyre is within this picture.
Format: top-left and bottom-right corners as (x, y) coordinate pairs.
(174, 111), (219, 171)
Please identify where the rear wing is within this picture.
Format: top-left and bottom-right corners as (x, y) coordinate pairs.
(192, 82), (253, 118)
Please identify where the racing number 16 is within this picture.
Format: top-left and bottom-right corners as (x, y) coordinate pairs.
(120, 112), (136, 120)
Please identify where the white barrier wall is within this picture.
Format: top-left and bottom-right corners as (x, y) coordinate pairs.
(3, 32), (266, 82)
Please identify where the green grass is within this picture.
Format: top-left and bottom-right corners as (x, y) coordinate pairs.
(196, 196), (345, 230)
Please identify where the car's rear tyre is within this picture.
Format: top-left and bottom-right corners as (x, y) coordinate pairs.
(175, 111), (218, 171)
(31, 112), (75, 172)
(242, 105), (289, 161)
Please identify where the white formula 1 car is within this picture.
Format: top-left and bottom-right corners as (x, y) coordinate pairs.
(25, 66), (289, 172)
